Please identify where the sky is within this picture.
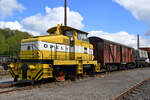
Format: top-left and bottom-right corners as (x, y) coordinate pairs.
(0, 0), (150, 48)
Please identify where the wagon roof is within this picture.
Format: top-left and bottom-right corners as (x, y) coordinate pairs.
(89, 36), (134, 49)
(140, 47), (150, 49)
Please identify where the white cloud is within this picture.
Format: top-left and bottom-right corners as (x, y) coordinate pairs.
(45, 6), (51, 14)
(114, 0), (150, 23)
(114, 0), (150, 35)
(0, 21), (39, 35)
(0, 21), (23, 30)
(0, 6), (84, 36)
(22, 6), (84, 35)
(0, 0), (25, 17)
(89, 30), (150, 48)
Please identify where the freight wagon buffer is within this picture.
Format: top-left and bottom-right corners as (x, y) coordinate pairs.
(89, 37), (135, 71)
(9, 24), (100, 82)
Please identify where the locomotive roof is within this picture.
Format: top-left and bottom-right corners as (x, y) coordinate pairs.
(47, 25), (89, 34)
(22, 25), (89, 41)
(89, 36), (134, 49)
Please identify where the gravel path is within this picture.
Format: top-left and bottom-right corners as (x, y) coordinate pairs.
(0, 75), (13, 83)
(1, 68), (150, 100)
(0, 66), (3, 69)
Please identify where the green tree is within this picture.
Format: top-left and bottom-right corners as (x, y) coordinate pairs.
(0, 34), (6, 55)
(0, 28), (32, 56)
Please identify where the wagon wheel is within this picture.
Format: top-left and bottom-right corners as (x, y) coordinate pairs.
(126, 64), (129, 69)
(106, 65), (111, 72)
(117, 65), (120, 70)
(136, 63), (139, 68)
(145, 63), (149, 67)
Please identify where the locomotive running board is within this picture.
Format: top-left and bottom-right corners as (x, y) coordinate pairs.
(53, 60), (78, 65)
(53, 60), (98, 65)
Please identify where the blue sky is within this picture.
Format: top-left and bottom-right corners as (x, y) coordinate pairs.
(0, 0), (150, 47)
(2, 0), (148, 34)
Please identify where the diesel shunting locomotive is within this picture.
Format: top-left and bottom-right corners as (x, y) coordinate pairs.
(8, 24), (100, 82)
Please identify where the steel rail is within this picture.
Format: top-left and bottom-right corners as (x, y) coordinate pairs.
(0, 86), (33, 94)
(112, 77), (150, 100)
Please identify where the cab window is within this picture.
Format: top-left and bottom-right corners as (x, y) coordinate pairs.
(50, 31), (56, 34)
(63, 30), (73, 37)
(77, 32), (89, 42)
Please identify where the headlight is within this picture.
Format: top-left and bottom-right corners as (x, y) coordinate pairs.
(29, 65), (35, 70)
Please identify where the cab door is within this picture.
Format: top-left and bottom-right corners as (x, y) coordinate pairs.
(70, 38), (75, 60)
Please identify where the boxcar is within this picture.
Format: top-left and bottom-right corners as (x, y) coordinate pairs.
(140, 48), (150, 59)
(89, 37), (135, 71)
(135, 49), (149, 67)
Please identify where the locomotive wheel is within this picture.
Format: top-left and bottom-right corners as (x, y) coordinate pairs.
(89, 66), (95, 77)
(14, 75), (18, 82)
(70, 70), (77, 81)
(82, 72), (87, 77)
(70, 74), (76, 81)
(55, 71), (65, 82)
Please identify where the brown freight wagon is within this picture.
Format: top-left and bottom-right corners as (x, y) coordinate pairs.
(140, 48), (150, 59)
(89, 37), (135, 71)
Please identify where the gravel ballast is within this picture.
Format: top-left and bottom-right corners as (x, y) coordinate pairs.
(1, 68), (150, 100)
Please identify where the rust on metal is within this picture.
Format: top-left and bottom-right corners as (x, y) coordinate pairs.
(0, 86), (33, 94)
(89, 37), (135, 70)
(0, 84), (13, 88)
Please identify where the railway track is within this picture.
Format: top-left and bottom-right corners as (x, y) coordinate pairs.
(0, 82), (44, 94)
(0, 67), (148, 95)
(0, 86), (33, 94)
(113, 78), (150, 100)
(0, 77), (74, 95)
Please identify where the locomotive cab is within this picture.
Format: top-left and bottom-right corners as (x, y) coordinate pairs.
(9, 24), (100, 82)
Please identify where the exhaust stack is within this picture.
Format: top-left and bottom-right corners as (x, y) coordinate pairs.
(137, 34), (139, 49)
(64, 0), (67, 26)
